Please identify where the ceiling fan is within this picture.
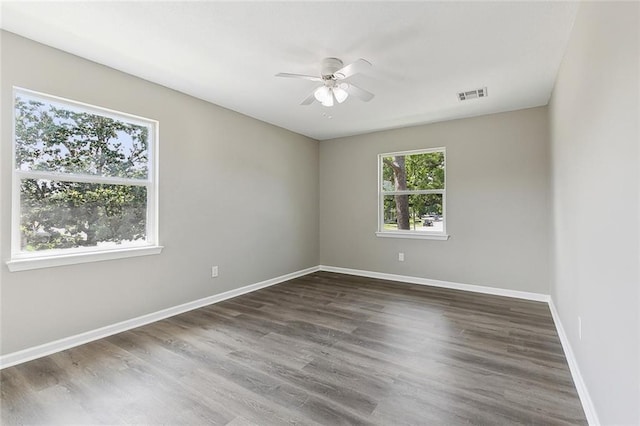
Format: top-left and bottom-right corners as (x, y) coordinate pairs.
(276, 57), (375, 107)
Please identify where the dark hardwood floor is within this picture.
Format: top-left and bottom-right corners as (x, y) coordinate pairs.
(1, 272), (587, 425)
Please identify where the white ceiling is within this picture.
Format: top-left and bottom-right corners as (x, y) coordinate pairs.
(1, 1), (578, 141)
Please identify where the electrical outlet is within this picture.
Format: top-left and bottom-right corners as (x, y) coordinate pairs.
(211, 266), (219, 278)
(578, 316), (582, 340)
(398, 252), (405, 262)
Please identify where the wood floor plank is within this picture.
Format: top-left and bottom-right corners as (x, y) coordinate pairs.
(1, 272), (587, 425)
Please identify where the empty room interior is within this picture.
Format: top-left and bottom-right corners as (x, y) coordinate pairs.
(0, 1), (638, 425)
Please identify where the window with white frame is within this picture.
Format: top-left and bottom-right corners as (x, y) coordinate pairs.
(377, 148), (448, 240)
(8, 88), (161, 271)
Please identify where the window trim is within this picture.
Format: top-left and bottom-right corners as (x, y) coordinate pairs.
(7, 87), (162, 272)
(376, 147), (449, 240)
(6, 246), (164, 272)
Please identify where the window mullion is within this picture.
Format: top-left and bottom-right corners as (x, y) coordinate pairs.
(382, 189), (445, 195)
(15, 170), (149, 186)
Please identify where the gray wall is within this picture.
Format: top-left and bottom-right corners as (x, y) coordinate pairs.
(0, 31), (319, 355)
(549, 2), (639, 424)
(319, 107), (551, 294)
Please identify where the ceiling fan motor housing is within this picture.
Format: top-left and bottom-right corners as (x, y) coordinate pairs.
(321, 58), (344, 79)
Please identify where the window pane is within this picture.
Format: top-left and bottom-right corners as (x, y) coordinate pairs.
(383, 194), (443, 232)
(15, 93), (149, 179)
(20, 179), (147, 251)
(382, 151), (444, 191)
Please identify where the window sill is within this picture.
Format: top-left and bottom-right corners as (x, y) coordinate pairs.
(375, 231), (450, 241)
(6, 245), (164, 272)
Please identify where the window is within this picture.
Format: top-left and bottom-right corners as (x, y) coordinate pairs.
(7, 88), (161, 271)
(377, 148), (448, 240)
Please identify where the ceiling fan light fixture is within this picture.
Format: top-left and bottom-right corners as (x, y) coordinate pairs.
(315, 86), (335, 107)
(333, 86), (348, 103)
(314, 86), (330, 103)
(321, 92), (334, 107)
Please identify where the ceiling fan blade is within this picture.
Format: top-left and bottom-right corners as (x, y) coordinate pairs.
(300, 90), (317, 106)
(334, 58), (371, 80)
(344, 83), (375, 102)
(276, 72), (322, 82)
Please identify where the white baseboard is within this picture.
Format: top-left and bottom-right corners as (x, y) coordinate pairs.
(0, 266), (319, 369)
(548, 299), (600, 426)
(319, 265), (550, 302)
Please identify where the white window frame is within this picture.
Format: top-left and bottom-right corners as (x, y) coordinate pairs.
(376, 147), (449, 240)
(7, 87), (162, 272)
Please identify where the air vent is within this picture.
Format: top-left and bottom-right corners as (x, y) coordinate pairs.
(458, 87), (488, 101)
